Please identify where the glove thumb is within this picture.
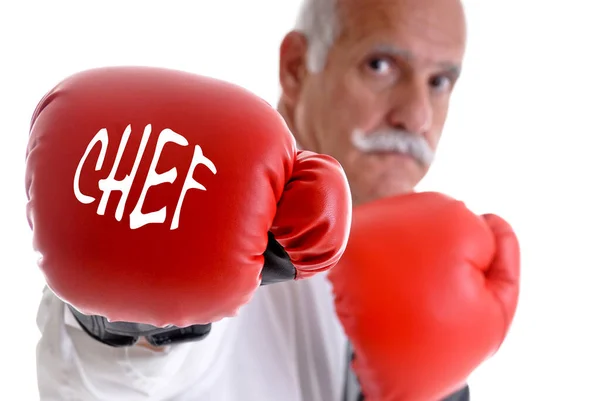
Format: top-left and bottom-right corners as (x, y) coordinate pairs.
(481, 213), (521, 341)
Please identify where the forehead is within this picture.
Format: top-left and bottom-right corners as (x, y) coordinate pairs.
(335, 0), (466, 64)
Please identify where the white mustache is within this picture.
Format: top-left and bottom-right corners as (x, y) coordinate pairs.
(351, 129), (434, 166)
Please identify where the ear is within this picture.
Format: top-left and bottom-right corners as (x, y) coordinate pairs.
(279, 31), (309, 107)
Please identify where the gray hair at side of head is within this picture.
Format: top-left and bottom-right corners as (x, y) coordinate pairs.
(293, 0), (341, 73)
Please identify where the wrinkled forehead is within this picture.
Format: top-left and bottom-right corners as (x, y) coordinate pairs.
(335, 0), (467, 63)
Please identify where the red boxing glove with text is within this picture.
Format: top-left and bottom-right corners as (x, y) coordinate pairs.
(329, 192), (520, 401)
(25, 66), (352, 330)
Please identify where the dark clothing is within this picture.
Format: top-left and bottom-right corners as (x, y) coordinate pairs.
(444, 386), (471, 401)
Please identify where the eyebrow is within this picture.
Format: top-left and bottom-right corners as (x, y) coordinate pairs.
(370, 43), (462, 76)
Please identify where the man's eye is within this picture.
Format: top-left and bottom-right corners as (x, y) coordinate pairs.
(367, 58), (392, 74)
(430, 75), (452, 91)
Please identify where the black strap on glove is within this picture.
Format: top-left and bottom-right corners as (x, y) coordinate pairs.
(71, 232), (295, 347)
(259, 231), (296, 284)
(69, 306), (212, 347)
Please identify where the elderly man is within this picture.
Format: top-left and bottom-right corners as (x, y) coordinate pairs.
(33, 0), (518, 400)
(276, 0), (472, 399)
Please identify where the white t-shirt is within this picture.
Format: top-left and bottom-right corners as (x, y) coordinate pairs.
(36, 273), (349, 401)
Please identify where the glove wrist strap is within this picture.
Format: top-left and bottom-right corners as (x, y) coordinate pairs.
(68, 305), (212, 347)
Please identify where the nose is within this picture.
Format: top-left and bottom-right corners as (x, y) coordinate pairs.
(386, 81), (432, 135)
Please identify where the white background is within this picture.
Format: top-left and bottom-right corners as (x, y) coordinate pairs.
(1, 1), (599, 399)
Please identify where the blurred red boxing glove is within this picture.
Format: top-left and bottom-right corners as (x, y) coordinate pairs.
(329, 192), (520, 401)
(25, 66), (351, 329)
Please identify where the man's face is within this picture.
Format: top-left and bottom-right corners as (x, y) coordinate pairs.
(280, 0), (466, 205)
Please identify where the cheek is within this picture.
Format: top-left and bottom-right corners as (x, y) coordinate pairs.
(429, 99), (451, 148)
(305, 80), (358, 151)
(326, 76), (387, 133)
(304, 73), (388, 157)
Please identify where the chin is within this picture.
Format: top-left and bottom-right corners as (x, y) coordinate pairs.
(347, 156), (425, 205)
(353, 181), (414, 206)
(377, 184), (414, 200)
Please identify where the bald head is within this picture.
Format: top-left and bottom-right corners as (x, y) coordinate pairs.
(294, 0), (466, 73)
